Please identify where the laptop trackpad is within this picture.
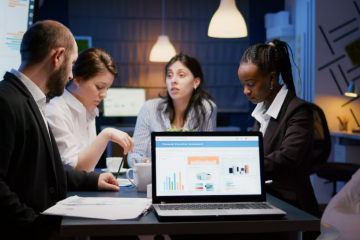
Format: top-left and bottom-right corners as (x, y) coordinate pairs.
(192, 210), (229, 215)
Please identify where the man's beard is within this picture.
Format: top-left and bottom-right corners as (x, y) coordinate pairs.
(47, 62), (69, 96)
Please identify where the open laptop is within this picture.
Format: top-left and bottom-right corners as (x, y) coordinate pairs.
(151, 132), (286, 221)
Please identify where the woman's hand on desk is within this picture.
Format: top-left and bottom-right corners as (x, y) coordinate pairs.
(98, 172), (120, 191)
(104, 128), (134, 155)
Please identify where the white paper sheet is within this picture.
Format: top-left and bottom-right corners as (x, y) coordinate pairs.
(117, 178), (133, 187)
(42, 196), (151, 220)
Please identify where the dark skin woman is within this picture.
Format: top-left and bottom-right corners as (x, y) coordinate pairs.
(238, 40), (319, 218)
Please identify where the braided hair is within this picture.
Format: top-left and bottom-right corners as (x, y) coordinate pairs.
(240, 39), (296, 93)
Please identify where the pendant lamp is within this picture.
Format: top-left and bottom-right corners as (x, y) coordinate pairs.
(345, 81), (358, 97)
(149, 0), (176, 62)
(208, 0), (248, 38)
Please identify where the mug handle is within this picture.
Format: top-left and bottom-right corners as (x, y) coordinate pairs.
(126, 168), (137, 188)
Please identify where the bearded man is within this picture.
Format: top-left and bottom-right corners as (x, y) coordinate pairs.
(0, 20), (120, 239)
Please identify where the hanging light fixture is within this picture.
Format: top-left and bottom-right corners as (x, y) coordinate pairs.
(345, 81), (358, 97)
(208, 0), (248, 38)
(149, 0), (176, 62)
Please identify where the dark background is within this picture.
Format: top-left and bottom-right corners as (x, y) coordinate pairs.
(37, 0), (285, 167)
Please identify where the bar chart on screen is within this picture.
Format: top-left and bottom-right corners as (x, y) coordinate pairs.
(163, 172), (185, 191)
(5, 31), (23, 51)
(225, 180), (236, 191)
(0, 0), (35, 78)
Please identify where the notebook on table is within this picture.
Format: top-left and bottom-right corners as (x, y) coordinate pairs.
(151, 131), (286, 221)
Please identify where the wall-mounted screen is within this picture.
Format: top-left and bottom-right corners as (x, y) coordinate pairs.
(103, 88), (146, 117)
(0, 0), (37, 79)
(74, 36), (92, 52)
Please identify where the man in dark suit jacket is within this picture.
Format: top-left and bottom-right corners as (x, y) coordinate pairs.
(0, 20), (120, 239)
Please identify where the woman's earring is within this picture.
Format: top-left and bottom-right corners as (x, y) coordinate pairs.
(270, 82), (273, 90)
(194, 86), (197, 90)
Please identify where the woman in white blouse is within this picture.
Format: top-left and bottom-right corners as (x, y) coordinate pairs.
(46, 48), (134, 171)
(128, 53), (217, 167)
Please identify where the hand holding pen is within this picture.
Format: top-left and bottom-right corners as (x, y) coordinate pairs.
(115, 158), (124, 179)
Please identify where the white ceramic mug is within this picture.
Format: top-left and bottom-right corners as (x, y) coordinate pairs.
(106, 157), (123, 172)
(140, 157), (151, 163)
(126, 162), (152, 191)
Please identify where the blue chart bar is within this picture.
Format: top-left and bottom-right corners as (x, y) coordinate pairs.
(5, 31), (24, 51)
(163, 172), (184, 191)
(6, 41), (21, 51)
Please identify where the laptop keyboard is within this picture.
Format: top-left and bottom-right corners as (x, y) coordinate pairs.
(158, 203), (273, 210)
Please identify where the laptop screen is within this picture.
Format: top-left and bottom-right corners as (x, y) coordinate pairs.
(155, 135), (262, 197)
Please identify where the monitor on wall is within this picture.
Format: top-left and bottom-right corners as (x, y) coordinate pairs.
(74, 36), (92, 52)
(103, 88), (146, 117)
(0, 0), (37, 79)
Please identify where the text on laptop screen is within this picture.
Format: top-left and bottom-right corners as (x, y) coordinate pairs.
(155, 136), (262, 196)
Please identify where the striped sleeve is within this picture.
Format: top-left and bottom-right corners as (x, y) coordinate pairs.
(127, 100), (152, 167)
(200, 100), (217, 131)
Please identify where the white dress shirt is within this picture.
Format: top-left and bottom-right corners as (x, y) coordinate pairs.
(45, 89), (99, 170)
(127, 98), (217, 167)
(10, 69), (50, 138)
(251, 84), (288, 136)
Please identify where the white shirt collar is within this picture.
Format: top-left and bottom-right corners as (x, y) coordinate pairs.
(10, 68), (47, 112)
(62, 89), (86, 113)
(62, 89), (99, 119)
(251, 84), (288, 120)
(87, 107), (99, 120)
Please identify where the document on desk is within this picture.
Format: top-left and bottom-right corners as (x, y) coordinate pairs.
(42, 196), (151, 220)
(117, 178), (133, 187)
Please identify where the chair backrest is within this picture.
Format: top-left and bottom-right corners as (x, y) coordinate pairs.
(307, 103), (332, 165)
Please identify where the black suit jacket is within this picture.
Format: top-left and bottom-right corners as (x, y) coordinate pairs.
(253, 90), (319, 216)
(0, 72), (100, 239)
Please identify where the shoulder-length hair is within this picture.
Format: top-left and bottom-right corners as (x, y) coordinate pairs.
(158, 53), (214, 130)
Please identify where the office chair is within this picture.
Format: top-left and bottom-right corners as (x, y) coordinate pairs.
(309, 103), (360, 197)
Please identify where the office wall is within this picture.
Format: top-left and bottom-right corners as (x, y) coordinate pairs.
(37, 0), (286, 166)
(68, 0), (251, 113)
(36, 0), (68, 27)
(249, 0), (285, 46)
(312, 0), (360, 204)
(315, 0), (360, 132)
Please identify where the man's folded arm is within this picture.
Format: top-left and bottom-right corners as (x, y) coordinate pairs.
(66, 170), (100, 191)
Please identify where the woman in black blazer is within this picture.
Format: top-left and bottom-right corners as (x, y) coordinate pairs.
(238, 40), (319, 217)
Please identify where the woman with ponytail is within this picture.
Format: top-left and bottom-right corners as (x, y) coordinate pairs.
(238, 40), (319, 217)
